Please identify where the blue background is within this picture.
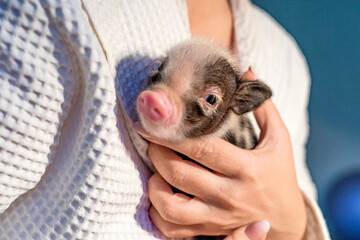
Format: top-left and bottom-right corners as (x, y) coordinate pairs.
(252, 1), (360, 239)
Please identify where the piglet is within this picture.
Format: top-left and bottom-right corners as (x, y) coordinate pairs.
(137, 38), (272, 150)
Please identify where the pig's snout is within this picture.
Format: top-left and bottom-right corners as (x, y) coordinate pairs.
(137, 89), (178, 124)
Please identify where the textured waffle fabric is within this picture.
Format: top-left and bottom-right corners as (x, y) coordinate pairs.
(0, 0), (329, 239)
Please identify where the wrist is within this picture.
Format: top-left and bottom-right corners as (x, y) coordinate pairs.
(268, 190), (307, 240)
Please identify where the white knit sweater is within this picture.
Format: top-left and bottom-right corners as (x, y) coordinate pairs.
(0, 0), (330, 239)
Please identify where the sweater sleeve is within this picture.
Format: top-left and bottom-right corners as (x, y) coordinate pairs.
(230, 1), (331, 238)
(285, 45), (331, 240)
(278, 42), (331, 240)
(0, 0), (75, 213)
(249, 5), (331, 240)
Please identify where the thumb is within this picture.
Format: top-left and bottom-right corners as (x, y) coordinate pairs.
(242, 68), (286, 142)
(253, 99), (283, 133)
(224, 220), (270, 240)
(253, 99), (288, 147)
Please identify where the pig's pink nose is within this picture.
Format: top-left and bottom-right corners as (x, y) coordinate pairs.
(137, 90), (172, 123)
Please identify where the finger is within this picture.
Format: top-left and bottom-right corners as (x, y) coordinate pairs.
(148, 173), (211, 225)
(150, 206), (196, 238)
(253, 99), (288, 147)
(148, 143), (224, 198)
(143, 135), (255, 177)
(253, 99), (284, 134)
(224, 221), (270, 240)
(149, 206), (233, 238)
(150, 206), (253, 238)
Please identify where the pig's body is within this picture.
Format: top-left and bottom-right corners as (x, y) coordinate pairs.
(137, 38), (271, 150)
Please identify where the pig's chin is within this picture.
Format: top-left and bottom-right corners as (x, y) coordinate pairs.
(138, 114), (185, 142)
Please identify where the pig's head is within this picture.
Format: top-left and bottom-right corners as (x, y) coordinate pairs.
(137, 39), (272, 141)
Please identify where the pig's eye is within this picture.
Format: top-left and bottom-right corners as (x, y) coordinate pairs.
(205, 95), (217, 105)
(149, 71), (159, 82)
(158, 62), (164, 71)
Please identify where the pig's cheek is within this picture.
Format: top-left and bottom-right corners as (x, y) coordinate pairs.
(166, 103), (182, 125)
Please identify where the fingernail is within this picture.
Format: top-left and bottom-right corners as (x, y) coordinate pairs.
(258, 220), (271, 233)
(245, 220), (270, 240)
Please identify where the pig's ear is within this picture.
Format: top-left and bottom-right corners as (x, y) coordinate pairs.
(231, 80), (272, 115)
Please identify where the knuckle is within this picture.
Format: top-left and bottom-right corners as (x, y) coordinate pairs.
(277, 121), (291, 141)
(161, 201), (179, 222)
(168, 167), (186, 187)
(231, 162), (246, 178)
(207, 210), (237, 231)
(245, 166), (259, 183)
(282, 124), (291, 140)
(222, 188), (242, 211)
(189, 139), (214, 160)
(208, 212), (227, 226)
(214, 182), (233, 201)
(162, 228), (181, 238)
(247, 167), (267, 192)
(147, 175), (155, 193)
(147, 173), (161, 194)
(147, 142), (157, 159)
(283, 124), (290, 136)
(240, 155), (259, 182)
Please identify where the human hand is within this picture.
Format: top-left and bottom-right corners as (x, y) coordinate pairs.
(139, 67), (307, 239)
(147, 170), (270, 240)
(140, 97), (307, 240)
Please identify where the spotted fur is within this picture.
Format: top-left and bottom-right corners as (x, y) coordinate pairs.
(141, 39), (271, 150)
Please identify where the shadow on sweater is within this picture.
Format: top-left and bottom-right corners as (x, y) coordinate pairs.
(115, 54), (166, 238)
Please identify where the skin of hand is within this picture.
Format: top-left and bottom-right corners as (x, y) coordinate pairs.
(139, 72), (307, 240)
